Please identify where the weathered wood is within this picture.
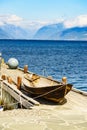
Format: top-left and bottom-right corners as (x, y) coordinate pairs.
(2, 82), (33, 108)
(17, 76), (22, 90)
(1, 88), (18, 110)
(24, 65), (28, 73)
(2, 81), (40, 108)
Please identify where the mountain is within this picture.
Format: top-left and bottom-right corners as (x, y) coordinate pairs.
(60, 26), (87, 40)
(0, 22), (87, 40)
(0, 24), (33, 39)
(0, 28), (10, 39)
(34, 23), (65, 40)
(34, 24), (87, 40)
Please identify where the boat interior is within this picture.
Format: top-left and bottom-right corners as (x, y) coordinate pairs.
(23, 73), (62, 88)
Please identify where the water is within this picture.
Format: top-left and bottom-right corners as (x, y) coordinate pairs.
(0, 39), (87, 91)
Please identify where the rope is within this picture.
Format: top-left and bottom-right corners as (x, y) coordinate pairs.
(33, 85), (65, 99)
(19, 94), (23, 108)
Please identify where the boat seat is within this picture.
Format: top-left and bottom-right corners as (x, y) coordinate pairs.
(24, 74), (40, 82)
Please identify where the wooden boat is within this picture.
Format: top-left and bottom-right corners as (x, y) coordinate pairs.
(23, 73), (72, 103)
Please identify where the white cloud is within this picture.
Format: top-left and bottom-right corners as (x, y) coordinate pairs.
(64, 15), (87, 28)
(21, 20), (50, 30)
(0, 21), (4, 26)
(7, 14), (23, 24)
(1, 14), (87, 30)
(0, 14), (49, 31)
(0, 14), (23, 26)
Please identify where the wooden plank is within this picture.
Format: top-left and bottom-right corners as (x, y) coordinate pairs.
(2, 83), (33, 108)
(1, 88), (18, 109)
(3, 85), (33, 108)
(1, 66), (40, 105)
(3, 80), (40, 105)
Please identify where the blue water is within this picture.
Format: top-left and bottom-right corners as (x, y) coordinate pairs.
(0, 40), (87, 91)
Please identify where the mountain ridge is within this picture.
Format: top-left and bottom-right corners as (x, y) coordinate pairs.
(0, 22), (87, 40)
(34, 24), (87, 40)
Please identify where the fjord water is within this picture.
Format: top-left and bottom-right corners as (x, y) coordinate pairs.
(0, 40), (87, 91)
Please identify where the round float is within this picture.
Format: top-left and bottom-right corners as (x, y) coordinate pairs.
(8, 58), (19, 69)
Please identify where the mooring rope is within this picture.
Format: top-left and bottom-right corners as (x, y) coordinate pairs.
(19, 94), (23, 108)
(33, 84), (65, 99)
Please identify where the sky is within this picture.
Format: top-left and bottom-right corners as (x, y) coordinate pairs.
(0, 0), (87, 29)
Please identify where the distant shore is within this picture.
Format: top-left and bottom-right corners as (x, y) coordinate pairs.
(0, 39), (87, 42)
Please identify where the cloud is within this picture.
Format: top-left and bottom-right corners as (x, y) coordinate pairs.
(0, 21), (4, 26)
(7, 14), (23, 24)
(0, 14), (23, 26)
(64, 15), (87, 28)
(0, 14), (49, 31)
(1, 14), (87, 31)
(21, 20), (50, 30)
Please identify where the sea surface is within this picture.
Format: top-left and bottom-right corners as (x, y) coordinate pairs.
(0, 39), (87, 91)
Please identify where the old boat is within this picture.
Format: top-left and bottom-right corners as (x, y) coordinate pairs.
(23, 73), (72, 103)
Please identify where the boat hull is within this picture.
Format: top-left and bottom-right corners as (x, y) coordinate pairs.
(24, 83), (72, 103)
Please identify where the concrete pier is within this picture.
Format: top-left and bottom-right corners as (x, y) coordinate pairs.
(0, 63), (87, 129)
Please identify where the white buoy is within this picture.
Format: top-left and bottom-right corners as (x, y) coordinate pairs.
(8, 58), (19, 69)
